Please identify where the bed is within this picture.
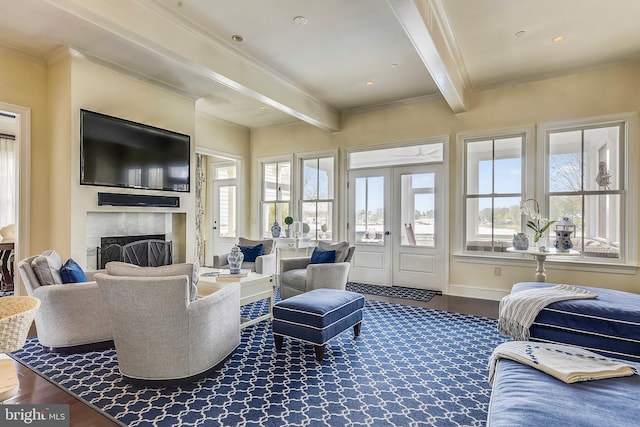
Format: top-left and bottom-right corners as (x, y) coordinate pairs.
(488, 358), (640, 426)
(511, 282), (640, 362)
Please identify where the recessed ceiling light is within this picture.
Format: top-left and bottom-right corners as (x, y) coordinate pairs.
(293, 16), (308, 26)
(390, 63), (399, 68)
(259, 106), (268, 111)
(231, 34), (244, 42)
(365, 81), (374, 86)
(515, 30), (526, 37)
(552, 35), (565, 43)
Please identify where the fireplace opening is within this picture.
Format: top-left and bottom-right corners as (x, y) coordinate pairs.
(97, 234), (172, 269)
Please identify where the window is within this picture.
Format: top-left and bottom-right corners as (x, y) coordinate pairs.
(300, 155), (335, 241)
(260, 159), (291, 237)
(400, 172), (435, 247)
(459, 114), (635, 265)
(544, 119), (628, 261)
(462, 133), (525, 253)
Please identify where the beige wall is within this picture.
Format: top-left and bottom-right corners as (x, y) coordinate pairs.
(250, 60), (640, 298)
(3, 42), (640, 299)
(0, 46), (49, 256)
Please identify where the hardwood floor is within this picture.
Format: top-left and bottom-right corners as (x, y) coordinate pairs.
(5, 294), (499, 427)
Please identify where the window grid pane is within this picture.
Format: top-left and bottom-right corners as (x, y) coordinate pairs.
(547, 122), (623, 260)
(355, 176), (384, 244)
(464, 135), (524, 253)
(261, 160), (291, 237)
(301, 156), (334, 240)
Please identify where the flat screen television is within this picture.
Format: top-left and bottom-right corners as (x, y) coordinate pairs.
(80, 109), (190, 193)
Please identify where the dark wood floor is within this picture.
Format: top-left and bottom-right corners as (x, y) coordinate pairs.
(6, 294), (499, 427)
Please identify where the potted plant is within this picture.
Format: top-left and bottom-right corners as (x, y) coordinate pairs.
(284, 216), (294, 237)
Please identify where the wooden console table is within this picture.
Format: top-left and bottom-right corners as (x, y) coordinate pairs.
(0, 242), (14, 292)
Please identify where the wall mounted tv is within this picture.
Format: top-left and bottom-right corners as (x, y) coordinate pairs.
(80, 109), (190, 193)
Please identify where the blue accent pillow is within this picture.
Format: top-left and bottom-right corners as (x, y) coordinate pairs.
(310, 247), (336, 264)
(60, 258), (87, 284)
(239, 244), (264, 262)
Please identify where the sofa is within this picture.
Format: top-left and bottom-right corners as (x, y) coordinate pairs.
(489, 282), (640, 425)
(507, 282), (640, 362)
(488, 355), (640, 426)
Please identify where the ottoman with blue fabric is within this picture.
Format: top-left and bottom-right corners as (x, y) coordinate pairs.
(272, 288), (365, 361)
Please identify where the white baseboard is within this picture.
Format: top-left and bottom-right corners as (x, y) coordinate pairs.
(446, 283), (509, 301)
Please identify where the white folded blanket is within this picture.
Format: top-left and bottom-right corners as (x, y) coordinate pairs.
(498, 284), (598, 340)
(489, 341), (638, 385)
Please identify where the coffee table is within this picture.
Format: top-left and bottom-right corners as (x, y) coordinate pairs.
(197, 267), (274, 329)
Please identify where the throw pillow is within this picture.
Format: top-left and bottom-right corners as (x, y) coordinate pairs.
(317, 241), (350, 263)
(60, 258), (88, 283)
(239, 237), (274, 255)
(309, 247), (336, 264)
(31, 249), (63, 285)
(106, 262), (198, 301)
(239, 244), (264, 262)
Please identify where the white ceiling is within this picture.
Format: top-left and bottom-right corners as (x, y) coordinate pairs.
(1, 0), (640, 130)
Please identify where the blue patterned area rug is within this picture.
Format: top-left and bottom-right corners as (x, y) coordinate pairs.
(11, 300), (507, 427)
(346, 282), (439, 302)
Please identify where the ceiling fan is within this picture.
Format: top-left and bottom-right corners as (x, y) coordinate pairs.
(392, 145), (442, 162)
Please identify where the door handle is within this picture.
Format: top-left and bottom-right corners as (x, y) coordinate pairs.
(384, 231), (390, 236)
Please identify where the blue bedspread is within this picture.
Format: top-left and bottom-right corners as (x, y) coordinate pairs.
(488, 358), (640, 426)
(512, 282), (640, 362)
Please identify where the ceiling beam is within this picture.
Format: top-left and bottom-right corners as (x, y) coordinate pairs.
(46, 0), (340, 131)
(386, 0), (467, 113)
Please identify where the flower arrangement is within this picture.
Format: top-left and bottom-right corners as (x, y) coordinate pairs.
(520, 198), (555, 244)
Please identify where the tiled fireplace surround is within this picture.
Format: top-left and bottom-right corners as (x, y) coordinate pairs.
(85, 212), (184, 270)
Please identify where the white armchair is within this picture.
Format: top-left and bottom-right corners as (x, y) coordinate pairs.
(95, 272), (240, 383)
(280, 242), (355, 299)
(213, 237), (276, 275)
(17, 253), (114, 352)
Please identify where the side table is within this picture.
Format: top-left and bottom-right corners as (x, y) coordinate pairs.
(507, 247), (579, 282)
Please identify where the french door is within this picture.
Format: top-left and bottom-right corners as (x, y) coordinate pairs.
(347, 164), (447, 291)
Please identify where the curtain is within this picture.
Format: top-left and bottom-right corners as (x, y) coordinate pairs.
(0, 137), (15, 229)
(194, 153), (206, 265)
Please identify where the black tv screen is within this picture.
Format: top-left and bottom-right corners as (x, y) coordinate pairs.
(80, 109), (190, 193)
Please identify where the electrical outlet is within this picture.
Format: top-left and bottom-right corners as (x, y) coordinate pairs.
(494, 267), (502, 276)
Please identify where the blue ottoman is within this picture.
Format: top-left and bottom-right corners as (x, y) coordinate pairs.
(272, 288), (365, 361)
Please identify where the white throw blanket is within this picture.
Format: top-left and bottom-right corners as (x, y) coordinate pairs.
(489, 341), (638, 384)
(498, 284), (598, 340)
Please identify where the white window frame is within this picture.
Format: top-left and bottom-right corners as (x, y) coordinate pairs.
(538, 112), (637, 265)
(296, 150), (338, 242)
(457, 127), (534, 255)
(258, 155), (293, 238)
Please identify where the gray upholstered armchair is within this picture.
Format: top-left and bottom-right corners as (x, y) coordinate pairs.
(280, 241), (356, 299)
(213, 237), (276, 275)
(17, 252), (113, 352)
(95, 267), (240, 383)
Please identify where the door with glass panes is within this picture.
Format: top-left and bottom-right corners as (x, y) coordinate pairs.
(348, 163), (446, 291)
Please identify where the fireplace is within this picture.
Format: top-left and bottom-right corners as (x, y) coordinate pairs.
(97, 234), (171, 269)
(86, 211), (185, 270)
